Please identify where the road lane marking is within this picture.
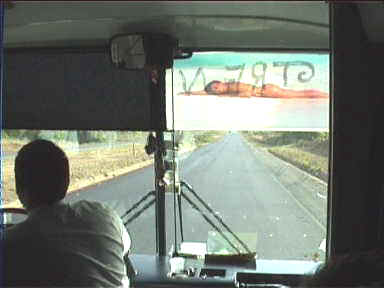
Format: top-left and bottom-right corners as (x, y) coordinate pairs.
(242, 137), (327, 233)
(243, 138), (327, 187)
(270, 173), (326, 233)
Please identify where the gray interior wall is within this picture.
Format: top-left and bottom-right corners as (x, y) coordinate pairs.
(3, 52), (159, 131)
(365, 44), (384, 249)
(330, 3), (382, 255)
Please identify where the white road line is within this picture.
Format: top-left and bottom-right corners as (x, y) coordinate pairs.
(270, 173), (326, 233)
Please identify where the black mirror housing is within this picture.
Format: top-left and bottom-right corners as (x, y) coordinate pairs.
(110, 33), (178, 70)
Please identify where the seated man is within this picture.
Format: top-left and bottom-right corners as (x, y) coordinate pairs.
(3, 139), (131, 287)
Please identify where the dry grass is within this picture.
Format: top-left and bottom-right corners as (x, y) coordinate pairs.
(2, 143), (153, 206)
(193, 131), (228, 147)
(242, 132), (329, 182)
(268, 145), (328, 182)
(2, 138), (29, 154)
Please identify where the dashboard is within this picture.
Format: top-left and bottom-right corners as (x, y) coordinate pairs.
(128, 254), (321, 288)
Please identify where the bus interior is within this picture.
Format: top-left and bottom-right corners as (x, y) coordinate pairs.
(1, 1), (384, 287)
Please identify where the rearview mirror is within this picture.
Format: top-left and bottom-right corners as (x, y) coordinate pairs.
(110, 33), (178, 70)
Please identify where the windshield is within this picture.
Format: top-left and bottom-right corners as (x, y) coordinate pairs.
(164, 52), (329, 262)
(2, 51), (329, 263)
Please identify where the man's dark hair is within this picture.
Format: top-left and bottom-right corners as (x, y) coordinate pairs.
(204, 80), (222, 94)
(15, 139), (69, 208)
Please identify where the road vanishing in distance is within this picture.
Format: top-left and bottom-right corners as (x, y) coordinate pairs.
(66, 132), (327, 261)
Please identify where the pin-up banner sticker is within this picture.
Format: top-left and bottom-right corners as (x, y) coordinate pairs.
(166, 52), (329, 131)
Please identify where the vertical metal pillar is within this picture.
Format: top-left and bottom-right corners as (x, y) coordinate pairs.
(0, 0), (5, 227)
(0, 4), (5, 288)
(149, 66), (167, 256)
(154, 130), (166, 256)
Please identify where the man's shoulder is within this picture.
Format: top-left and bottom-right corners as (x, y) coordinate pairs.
(72, 200), (109, 210)
(70, 200), (121, 221)
(70, 200), (126, 239)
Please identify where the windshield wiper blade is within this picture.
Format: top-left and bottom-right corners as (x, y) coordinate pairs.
(180, 181), (252, 254)
(180, 191), (241, 254)
(121, 190), (156, 226)
(119, 182), (253, 254)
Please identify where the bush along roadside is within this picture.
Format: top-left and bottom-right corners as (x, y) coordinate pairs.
(192, 131), (228, 147)
(242, 131), (329, 182)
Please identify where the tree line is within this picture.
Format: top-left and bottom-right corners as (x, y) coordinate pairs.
(2, 130), (149, 144)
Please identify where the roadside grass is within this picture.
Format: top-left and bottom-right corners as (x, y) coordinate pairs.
(269, 146), (328, 182)
(242, 132), (329, 182)
(2, 138), (29, 154)
(2, 144), (152, 206)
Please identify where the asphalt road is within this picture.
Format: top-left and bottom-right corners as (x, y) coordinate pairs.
(66, 132), (326, 261)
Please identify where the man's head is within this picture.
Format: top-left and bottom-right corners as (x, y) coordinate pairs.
(14, 139), (69, 210)
(204, 80), (227, 94)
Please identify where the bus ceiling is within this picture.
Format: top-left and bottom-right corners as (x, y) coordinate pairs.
(4, 1), (330, 50)
(4, 2), (384, 50)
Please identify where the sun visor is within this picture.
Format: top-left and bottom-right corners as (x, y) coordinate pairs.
(3, 52), (162, 131)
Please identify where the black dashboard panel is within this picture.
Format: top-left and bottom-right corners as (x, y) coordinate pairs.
(128, 254), (320, 288)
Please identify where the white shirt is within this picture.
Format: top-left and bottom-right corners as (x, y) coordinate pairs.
(4, 200), (131, 287)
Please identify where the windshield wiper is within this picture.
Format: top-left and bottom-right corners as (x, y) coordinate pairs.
(120, 181), (252, 255)
(121, 190), (156, 226)
(179, 180), (252, 255)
